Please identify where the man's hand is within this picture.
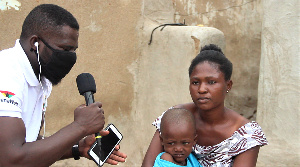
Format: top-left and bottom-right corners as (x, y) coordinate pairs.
(74, 102), (105, 136)
(79, 130), (109, 159)
(78, 131), (127, 165)
(106, 145), (127, 165)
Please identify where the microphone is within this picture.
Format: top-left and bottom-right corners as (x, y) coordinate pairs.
(76, 73), (102, 148)
(76, 73), (96, 106)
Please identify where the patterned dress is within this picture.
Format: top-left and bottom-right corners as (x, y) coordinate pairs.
(152, 109), (268, 167)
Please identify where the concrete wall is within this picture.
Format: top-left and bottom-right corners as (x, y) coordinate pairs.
(171, 0), (263, 121)
(1, 0), (299, 166)
(257, 0), (300, 166)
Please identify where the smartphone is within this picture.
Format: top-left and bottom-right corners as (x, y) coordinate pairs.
(88, 123), (123, 166)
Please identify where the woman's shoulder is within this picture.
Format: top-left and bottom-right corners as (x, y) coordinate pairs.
(173, 103), (197, 111)
(226, 108), (250, 129)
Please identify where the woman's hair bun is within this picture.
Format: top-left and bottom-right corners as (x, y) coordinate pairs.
(200, 44), (224, 55)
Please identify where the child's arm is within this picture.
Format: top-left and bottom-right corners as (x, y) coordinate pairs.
(160, 152), (175, 163)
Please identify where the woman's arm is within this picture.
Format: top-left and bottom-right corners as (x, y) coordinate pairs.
(233, 146), (260, 167)
(142, 130), (164, 167)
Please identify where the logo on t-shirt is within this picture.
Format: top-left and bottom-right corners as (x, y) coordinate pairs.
(0, 90), (18, 106)
(0, 90), (15, 98)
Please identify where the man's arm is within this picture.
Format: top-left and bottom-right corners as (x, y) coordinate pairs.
(0, 102), (105, 167)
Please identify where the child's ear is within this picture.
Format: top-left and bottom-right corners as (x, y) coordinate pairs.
(193, 134), (198, 145)
(159, 134), (164, 146)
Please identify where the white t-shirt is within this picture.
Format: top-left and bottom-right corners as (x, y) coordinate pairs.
(0, 39), (52, 142)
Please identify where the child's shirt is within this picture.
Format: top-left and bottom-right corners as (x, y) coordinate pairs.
(153, 152), (202, 167)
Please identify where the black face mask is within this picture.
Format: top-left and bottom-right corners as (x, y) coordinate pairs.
(38, 38), (77, 85)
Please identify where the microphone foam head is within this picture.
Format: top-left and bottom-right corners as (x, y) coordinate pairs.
(76, 73), (96, 95)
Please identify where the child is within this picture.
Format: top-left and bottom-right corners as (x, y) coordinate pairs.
(153, 108), (202, 167)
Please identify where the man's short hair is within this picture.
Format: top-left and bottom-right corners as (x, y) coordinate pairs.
(20, 4), (79, 39)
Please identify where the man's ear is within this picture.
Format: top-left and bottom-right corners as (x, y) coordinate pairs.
(29, 35), (39, 51)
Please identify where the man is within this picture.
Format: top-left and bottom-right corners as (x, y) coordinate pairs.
(0, 4), (126, 166)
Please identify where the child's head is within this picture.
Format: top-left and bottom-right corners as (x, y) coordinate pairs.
(160, 108), (197, 164)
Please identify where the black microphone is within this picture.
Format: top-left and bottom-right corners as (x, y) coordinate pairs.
(76, 73), (102, 148)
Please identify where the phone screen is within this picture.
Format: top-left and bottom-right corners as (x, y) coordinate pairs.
(92, 127), (120, 162)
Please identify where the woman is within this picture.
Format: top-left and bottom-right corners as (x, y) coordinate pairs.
(142, 44), (268, 167)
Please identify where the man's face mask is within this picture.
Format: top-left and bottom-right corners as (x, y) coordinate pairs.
(36, 38), (77, 85)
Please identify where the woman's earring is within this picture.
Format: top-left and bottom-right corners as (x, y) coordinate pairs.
(226, 90), (229, 93)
